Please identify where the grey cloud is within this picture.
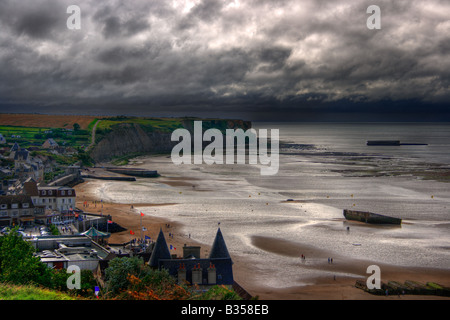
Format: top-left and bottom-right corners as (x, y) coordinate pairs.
(0, 0), (66, 40)
(0, 0), (448, 120)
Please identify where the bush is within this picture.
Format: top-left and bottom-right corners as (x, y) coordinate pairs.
(103, 257), (195, 300)
(199, 285), (242, 300)
(102, 256), (242, 300)
(104, 256), (145, 297)
(48, 224), (60, 235)
(51, 268), (98, 298)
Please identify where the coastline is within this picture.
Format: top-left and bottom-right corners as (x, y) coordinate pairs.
(74, 177), (450, 300)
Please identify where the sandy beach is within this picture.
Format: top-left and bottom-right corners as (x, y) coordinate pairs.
(74, 173), (450, 300)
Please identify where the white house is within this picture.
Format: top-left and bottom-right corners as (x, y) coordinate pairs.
(37, 186), (76, 213)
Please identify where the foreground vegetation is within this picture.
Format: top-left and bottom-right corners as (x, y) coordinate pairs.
(0, 283), (76, 300)
(0, 227), (242, 300)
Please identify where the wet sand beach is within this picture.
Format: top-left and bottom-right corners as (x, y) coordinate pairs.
(72, 123), (450, 299)
(74, 169), (450, 300)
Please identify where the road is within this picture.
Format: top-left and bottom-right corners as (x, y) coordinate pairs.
(85, 119), (101, 151)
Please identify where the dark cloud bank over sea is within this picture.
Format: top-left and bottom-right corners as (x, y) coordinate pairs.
(0, 0), (448, 121)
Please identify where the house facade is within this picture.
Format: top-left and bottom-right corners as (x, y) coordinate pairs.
(22, 179), (76, 214)
(0, 195), (36, 226)
(37, 186), (76, 213)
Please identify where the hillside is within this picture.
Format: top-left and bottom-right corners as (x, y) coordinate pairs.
(0, 113), (252, 165)
(88, 117), (252, 163)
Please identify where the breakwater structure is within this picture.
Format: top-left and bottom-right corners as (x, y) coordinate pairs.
(367, 140), (428, 146)
(343, 209), (402, 225)
(104, 167), (159, 178)
(355, 279), (450, 297)
(80, 166), (158, 181)
(81, 174), (136, 181)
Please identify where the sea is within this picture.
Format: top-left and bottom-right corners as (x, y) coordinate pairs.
(93, 122), (450, 288)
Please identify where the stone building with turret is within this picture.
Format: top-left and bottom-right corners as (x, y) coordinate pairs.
(148, 228), (234, 288)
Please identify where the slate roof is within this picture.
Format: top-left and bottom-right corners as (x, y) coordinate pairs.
(209, 228), (231, 259)
(148, 228), (171, 267)
(0, 195), (35, 209)
(10, 142), (20, 152)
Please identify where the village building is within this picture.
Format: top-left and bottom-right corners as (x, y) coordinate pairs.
(0, 134), (6, 144)
(42, 138), (59, 149)
(8, 142), (20, 159)
(32, 233), (115, 271)
(36, 186), (76, 213)
(21, 178), (76, 213)
(0, 194), (36, 227)
(13, 148), (44, 182)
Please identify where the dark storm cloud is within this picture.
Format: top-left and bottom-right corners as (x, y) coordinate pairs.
(0, 0), (67, 40)
(0, 0), (448, 120)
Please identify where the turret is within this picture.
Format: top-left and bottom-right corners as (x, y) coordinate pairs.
(148, 228), (171, 268)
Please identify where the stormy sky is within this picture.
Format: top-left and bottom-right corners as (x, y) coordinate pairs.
(0, 0), (449, 121)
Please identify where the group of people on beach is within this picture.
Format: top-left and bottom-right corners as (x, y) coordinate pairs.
(130, 237), (152, 247)
(60, 225), (74, 234)
(299, 254), (335, 264)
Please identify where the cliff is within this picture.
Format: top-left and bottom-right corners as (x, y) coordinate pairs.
(89, 119), (252, 163)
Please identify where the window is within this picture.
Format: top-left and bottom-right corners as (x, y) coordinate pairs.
(61, 191), (65, 196)
(23, 203), (29, 208)
(0, 204), (6, 209)
(49, 190), (53, 195)
(42, 190), (46, 195)
(11, 203), (18, 209)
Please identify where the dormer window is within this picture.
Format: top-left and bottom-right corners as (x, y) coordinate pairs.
(0, 204), (6, 209)
(11, 203), (18, 209)
(23, 203), (29, 208)
(42, 190), (46, 195)
(61, 191), (65, 196)
(49, 190), (52, 195)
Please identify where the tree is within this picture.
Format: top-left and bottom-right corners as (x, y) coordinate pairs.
(0, 227), (52, 286)
(73, 123), (81, 131)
